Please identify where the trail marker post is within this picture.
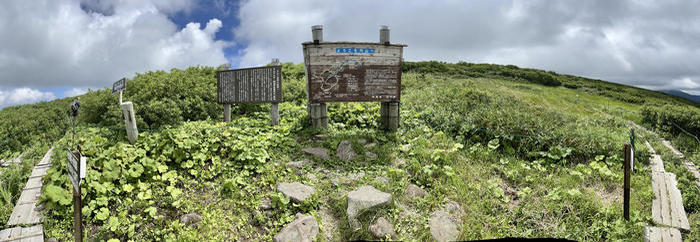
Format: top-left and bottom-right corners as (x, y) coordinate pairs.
(302, 25), (406, 131)
(623, 144), (631, 221)
(216, 60), (283, 125)
(113, 78), (138, 144)
(66, 149), (84, 242)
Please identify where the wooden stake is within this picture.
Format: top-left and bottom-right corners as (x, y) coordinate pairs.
(624, 144), (631, 221)
(72, 152), (83, 242)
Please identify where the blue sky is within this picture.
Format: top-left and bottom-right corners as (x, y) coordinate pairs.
(1, 0), (700, 108)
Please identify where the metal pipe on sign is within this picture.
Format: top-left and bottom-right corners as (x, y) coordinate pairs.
(380, 25), (390, 44)
(312, 25), (323, 43)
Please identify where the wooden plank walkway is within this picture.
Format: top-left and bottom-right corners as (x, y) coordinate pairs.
(661, 139), (700, 187)
(1, 154), (23, 167)
(643, 141), (690, 242)
(644, 226), (682, 242)
(0, 147), (53, 242)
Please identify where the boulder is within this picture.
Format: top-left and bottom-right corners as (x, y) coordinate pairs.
(336, 140), (356, 161)
(369, 217), (397, 239)
(274, 213), (319, 242)
(347, 186), (392, 230)
(406, 184), (427, 199)
(260, 198), (272, 210)
(302, 147), (330, 159)
(365, 143), (377, 148)
(365, 152), (377, 160)
(277, 182), (315, 203)
(180, 213), (203, 227)
(430, 211), (459, 242)
(286, 159), (310, 169)
(374, 176), (390, 184)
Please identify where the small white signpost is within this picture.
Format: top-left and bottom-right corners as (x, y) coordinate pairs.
(113, 78), (138, 144)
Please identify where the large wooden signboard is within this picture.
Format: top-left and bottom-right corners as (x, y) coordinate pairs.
(217, 66), (283, 104)
(302, 42), (406, 103)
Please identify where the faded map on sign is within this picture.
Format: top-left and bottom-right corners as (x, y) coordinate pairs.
(303, 42), (406, 102)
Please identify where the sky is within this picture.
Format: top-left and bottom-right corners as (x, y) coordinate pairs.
(1, 0), (699, 108)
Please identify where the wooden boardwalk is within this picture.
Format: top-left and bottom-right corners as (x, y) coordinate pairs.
(661, 139), (700, 187)
(644, 142), (689, 242)
(0, 148), (52, 242)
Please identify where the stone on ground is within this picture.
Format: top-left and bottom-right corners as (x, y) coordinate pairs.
(406, 184), (427, 199)
(374, 176), (390, 184)
(277, 182), (315, 203)
(180, 213), (202, 227)
(369, 216), (397, 240)
(430, 200), (463, 241)
(302, 147), (330, 159)
(274, 213), (319, 242)
(336, 140), (356, 161)
(286, 159), (310, 169)
(318, 207), (339, 241)
(365, 143), (377, 148)
(347, 185), (392, 230)
(365, 152), (377, 160)
(260, 198), (272, 210)
(430, 211), (459, 242)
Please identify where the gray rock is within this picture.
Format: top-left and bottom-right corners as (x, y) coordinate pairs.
(306, 173), (317, 182)
(347, 186), (392, 230)
(430, 211), (459, 242)
(394, 158), (406, 167)
(47, 238), (58, 242)
(331, 177), (341, 187)
(260, 198), (272, 210)
(274, 213), (319, 242)
(347, 171), (365, 181)
(336, 140), (356, 161)
(302, 147), (330, 159)
(277, 182), (315, 203)
(369, 217), (397, 239)
(374, 176), (390, 184)
(365, 143), (377, 148)
(406, 184), (427, 199)
(444, 200), (464, 222)
(358, 139), (367, 145)
(286, 159), (310, 169)
(180, 213), (203, 227)
(365, 152), (377, 160)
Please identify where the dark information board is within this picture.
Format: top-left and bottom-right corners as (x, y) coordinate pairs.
(112, 78), (125, 94)
(302, 42), (406, 103)
(217, 66), (282, 104)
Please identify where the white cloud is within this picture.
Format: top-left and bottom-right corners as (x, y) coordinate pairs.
(0, 0), (230, 90)
(0, 88), (56, 108)
(64, 88), (89, 97)
(233, 0), (700, 93)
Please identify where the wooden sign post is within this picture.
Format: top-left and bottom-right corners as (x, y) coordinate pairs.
(302, 25), (406, 131)
(216, 61), (283, 125)
(623, 144), (631, 221)
(113, 78), (138, 144)
(66, 150), (83, 242)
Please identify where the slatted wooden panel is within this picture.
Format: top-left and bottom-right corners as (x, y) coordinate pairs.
(0, 225), (43, 242)
(217, 66), (282, 104)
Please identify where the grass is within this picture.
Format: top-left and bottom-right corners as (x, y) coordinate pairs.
(32, 69), (670, 241)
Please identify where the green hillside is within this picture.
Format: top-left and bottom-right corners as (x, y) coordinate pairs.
(1, 62), (699, 240)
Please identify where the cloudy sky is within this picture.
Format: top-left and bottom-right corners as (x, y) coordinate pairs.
(1, 0), (699, 108)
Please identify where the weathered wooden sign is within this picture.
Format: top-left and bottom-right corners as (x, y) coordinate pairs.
(66, 150), (81, 191)
(302, 42), (406, 103)
(217, 66), (283, 104)
(65, 149), (84, 242)
(112, 78), (126, 94)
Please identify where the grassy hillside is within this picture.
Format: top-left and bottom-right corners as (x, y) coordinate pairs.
(1, 61), (699, 240)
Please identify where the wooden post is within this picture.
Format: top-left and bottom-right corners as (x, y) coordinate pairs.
(73, 185), (83, 242)
(224, 104), (231, 122)
(624, 144), (631, 221)
(309, 103), (328, 129)
(121, 102), (138, 144)
(271, 103), (279, 125)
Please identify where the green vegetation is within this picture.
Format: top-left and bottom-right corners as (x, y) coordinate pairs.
(0, 61), (696, 240)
